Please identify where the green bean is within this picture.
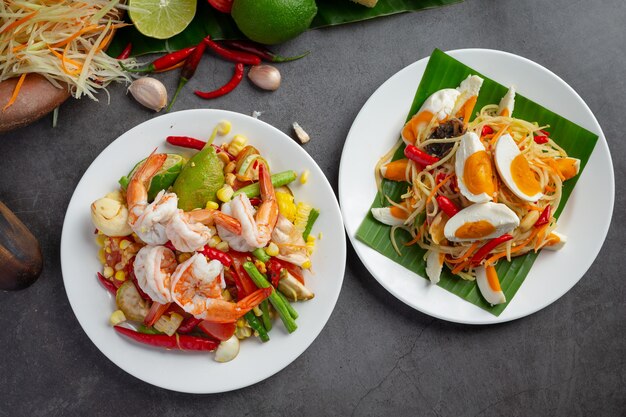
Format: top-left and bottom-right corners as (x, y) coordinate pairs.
(260, 300), (272, 331)
(276, 291), (299, 320)
(245, 311), (269, 342)
(302, 208), (320, 240)
(252, 248), (270, 263)
(233, 171), (297, 198)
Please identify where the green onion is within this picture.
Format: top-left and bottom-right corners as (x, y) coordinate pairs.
(245, 311), (269, 342)
(243, 262), (297, 333)
(302, 208), (320, 240)
(233, 170), (297, 198)
(252, 248), (270, 263)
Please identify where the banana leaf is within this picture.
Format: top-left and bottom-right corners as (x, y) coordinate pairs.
(355, 49), (599, 316)
(107, 0), (463, 57)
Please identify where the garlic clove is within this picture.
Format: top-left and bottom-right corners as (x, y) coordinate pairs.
(128, 77), (167, 112)
(248, 65), (281, 91)
(215, 335), (240, 363)
(292, 122), (310, 144)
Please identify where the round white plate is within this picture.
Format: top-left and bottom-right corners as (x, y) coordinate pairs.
(61, 109), (346, 393)
(339, 49), (614, 325)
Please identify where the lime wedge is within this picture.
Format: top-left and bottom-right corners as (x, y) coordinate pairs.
(173, 146), (225, 211)
(129, 0), (197, 40)
(119, 154), (185, 201)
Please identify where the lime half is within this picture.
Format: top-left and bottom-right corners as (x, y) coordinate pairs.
(129, 0), (197, 40)
(119, 154), (185, 201)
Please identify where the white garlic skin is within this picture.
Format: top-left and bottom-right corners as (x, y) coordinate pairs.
(248, 65), (281, 91)
(128, 77), (167, 112)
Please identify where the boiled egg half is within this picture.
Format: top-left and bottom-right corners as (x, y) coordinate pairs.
(494, 133), (544, 202)
(476, 264), (506, 305)
(443, 202), (519, 242)
(401, 88), (460, 145)
(455, 132), (496, 203)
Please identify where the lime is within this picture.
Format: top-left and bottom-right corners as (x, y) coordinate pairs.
(231, 0), (317, 45)
(172, 146), (224, 211)
(129, 0), (197, 40)
(119, 154), (185, 202)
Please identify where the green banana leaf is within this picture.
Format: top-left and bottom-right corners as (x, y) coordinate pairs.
(355, 49), (599, 316)
(107, 0), (463, 57)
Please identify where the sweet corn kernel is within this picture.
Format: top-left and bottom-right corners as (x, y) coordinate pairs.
(254, 259), (267, 274)
(217, 151), (230, 165)
(228, 135), (248, 157)
(217, 185), (234, 202)
(235, 326), (252, 339)
(97, 248), (106, 264)
(265, 242), (280, 257)
(253, 306), (262, 316)
(225, 173), (236, 187)
(300, 170), (310, 184)
(208, 235), (221, 248)
(119, 239), (131, 250)
(103, 266), (114, 278)
(217, 120), (231, 135)
(276, 192), (297, 222)
(105, 246), (112, 254)
(205, 200), (219, 210)
(236, 318), (246, 328)
(306, 236), (316, 255)
(177, 252), (192, 263)
(301, 259), (312, 269)
(114, 270), (126, 281)
(294, 202), (313, 232)
(95, 234), (106, 247)
(222, 289), (232, 301)
(109, 310), (126, 326)
(216, 241), (229, 252)
(225, 161), (236, 174)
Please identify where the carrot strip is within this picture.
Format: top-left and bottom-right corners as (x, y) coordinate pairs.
(489, 124), (509, 148)
(1, 10), (38, 34)
(62, 44), (83, 75)
(425, 174), (453, 205)
(3, 73), (27, 111)
(484, 226), (545, 265)
(446, 241), (481, 265)
(154, 60), (185, 73)
(403, 231), (422, 247)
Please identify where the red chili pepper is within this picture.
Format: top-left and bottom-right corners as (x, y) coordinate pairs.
(167, 39), (207, 111)
(539, 129), (550, 136)
(481, 125), (494, 136)
(207, 0), (233, 13)
(249, 197), (262, 206)
(195, 63), (245, 99)
(177, 317), (202, 334)
(203, 36), (261, 65)
(534, 135), (549, 144)
(220, 40), (309, 63)
(199, 246), (233, 267)
(164, 241), (176, 252)
(266, 259), (283, 288)
(229, 251), (257, 297)
(435, 195), (460, 217)
(471, 234), (514, 266)
(166, 136), (206, 151)
(96, 272), (117, 295)
(114, 326), (219, 351)
(120, 46), (196, 73)
(404, 144), (440, 167)
(534, 205), (552, 227)
(125, 256), (150, 300)
(116, 43), (132, 60)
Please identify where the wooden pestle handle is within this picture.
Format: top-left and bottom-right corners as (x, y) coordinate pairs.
(0, 201), (43, 290)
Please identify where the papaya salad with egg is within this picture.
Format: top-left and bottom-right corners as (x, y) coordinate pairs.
(373, 76), (580, 305)
(90, 122), (319, 362)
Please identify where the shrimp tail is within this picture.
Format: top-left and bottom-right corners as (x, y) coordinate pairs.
(255, 164), (278, 241)
(187, 209), (242, 235)
(127, 151), (167, 209)
(200, 287), (272, 323)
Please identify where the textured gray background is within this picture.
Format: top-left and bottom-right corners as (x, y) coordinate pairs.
(1, 0), (625, 415)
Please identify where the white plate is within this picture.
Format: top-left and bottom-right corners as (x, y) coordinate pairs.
(61, 109), (346, 393)
(339, 49), (614, 325)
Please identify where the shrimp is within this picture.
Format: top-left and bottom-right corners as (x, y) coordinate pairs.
(165, 209), (242, 252)
(170, 253), (272, 323)
(126, 152), (178, 245)
(271, 214), (309, 267)
(217, 163), (278, 251)
(133, 245), (177, 304)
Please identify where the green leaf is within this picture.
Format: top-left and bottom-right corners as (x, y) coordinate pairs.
(355, 49), (599, 316)
(108, 0), (463, 57)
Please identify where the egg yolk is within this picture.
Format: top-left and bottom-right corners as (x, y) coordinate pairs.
(457, 96), (478, 122)
(511, 154), (542, 196)
(402, 111), (434, 144)
(382, 159), (410, 182)
(554, 158), (578, 180)
(389, 205), (409, 220)
(454, 220), (496, 239)
(486, 265), (502, 292)
(464, 151), (495, 196)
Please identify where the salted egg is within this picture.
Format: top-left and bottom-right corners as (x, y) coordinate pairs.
(455, 132), (496, 203)
(443, 202), (519, 242)
(494, 133), (544, 202)
(475, 265), (506, 305)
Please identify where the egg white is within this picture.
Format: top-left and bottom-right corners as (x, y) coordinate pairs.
(455, 132), (493, 203)
(417, 88), (460, 122)
(452, 75), (484, 116)
(475, 266), (506, 305)
(494, 133), (544, 202)
(425, 250), (443, 284)
(498, 86), (516, 116)
(371, 207), (405, 226)
(443, 202), (519, 242)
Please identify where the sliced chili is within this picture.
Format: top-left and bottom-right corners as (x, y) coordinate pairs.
(481, 125), (494, 136)
(203, 36), (261, 65)
(114, 326), (219, 351)
(471, 234), (514, 266)
(534, 135), (549, 144)
(404, 144), (440, 167)
(220, 40), (309, 63)
(534, 205), (551, 227)
(195, 63), (244, 99)
(435, 195), (460, 217)
(199, 246), (233, 267)
(177, 317), (202, 334)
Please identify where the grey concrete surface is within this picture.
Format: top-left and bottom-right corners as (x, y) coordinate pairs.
(1, 0), (625, 415)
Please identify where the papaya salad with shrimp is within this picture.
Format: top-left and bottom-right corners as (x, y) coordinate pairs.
(90, 122), (319, 362)
(373, 76), (580, 306)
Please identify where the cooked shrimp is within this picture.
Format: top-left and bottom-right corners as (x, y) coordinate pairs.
(170, 253), (272, 323)
(126, 152), (178, 245)
(271, 214), (309, 267)
(217, 164), (278, 251)
(166, 209), (242, 252)
(133, 245), (177, 304)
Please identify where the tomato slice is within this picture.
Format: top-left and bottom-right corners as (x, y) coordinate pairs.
(198, 320), (236, 341)
(229, 251), (258, 297)
(207, 0), (233, 14)
(144, 302), (170, 326)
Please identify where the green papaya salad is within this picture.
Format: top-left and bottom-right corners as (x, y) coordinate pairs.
(90, 121), (320, 362)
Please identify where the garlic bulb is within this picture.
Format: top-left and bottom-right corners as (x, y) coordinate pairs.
(91, 190), (132, 237)
(128, 77), (167, 111)
(248, 65), (281, 91)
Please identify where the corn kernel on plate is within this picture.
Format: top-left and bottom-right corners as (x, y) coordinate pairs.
(60, 109), (346, 393)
